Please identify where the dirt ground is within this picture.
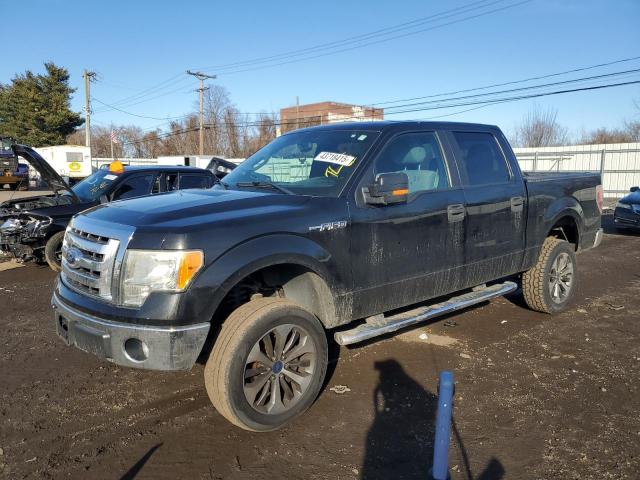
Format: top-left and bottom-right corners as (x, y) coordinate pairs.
(0, 213), (639, 480)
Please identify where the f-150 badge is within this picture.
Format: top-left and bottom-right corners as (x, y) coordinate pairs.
(309, 221), (347, 232)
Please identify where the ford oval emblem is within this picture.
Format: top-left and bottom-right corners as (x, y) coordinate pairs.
(65, 247), (82, 268)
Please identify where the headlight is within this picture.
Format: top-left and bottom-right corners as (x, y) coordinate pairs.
(121, 250), (204, 307)
(0, 218), (21, 232)
(616, 202), (632, 210)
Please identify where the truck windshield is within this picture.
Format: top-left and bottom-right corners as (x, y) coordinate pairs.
(222, 129), (380, 197)
(70, 169), (120, 202)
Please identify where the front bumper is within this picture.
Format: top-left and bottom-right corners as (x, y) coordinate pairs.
(52, 291), (210, 371)
(613, 206), (640, 228)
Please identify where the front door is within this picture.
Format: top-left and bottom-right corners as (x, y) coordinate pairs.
(349, 130), (467, 319)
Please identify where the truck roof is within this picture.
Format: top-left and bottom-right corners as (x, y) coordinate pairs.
(292, 120), (500, 133)
(113, 165), (212, 173)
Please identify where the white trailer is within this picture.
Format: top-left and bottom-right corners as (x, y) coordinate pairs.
(34, 145), (92, 181)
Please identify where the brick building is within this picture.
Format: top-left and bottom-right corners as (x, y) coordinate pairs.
(279, 101), (384, 134)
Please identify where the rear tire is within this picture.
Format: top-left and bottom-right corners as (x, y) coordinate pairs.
(204, 297), (328, 431)
(522, 237), (577, 314)
(44, 231), (65, 272)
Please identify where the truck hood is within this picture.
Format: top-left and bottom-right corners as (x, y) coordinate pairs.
(11, 144), (79, 203)
(0, 193), (76, 217)
(78, 188), (310, 229)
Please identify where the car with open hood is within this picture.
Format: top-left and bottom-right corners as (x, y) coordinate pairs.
(0, 145), (216, 270)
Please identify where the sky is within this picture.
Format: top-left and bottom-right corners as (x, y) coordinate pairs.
(3, 0), (639, 140)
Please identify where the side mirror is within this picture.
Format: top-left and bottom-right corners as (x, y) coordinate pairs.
(363, 172), (409, 206)
(99, 194), (109, 204)
(630, 186), (639, 193)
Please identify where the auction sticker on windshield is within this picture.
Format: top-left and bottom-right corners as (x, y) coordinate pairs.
(314, 151), (357, 167)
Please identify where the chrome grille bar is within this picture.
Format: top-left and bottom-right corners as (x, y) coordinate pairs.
(60, 215), (133, 303)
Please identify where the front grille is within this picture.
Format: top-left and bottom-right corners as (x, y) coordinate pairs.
(61, 226), (120, 302)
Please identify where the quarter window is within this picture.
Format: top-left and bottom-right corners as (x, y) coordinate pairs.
(374, 132), (449, 194)
(451, 132), (510, 186)
(180, 174), (210, 189)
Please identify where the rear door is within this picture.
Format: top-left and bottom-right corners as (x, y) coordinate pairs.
(446, 129), (526, 286)
(348, 129), (467, 318)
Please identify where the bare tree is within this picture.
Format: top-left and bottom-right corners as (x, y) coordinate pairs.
(513, 106), (568, 148)
(64, 88), (280, 159)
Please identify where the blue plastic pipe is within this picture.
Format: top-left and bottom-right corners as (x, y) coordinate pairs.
(431, 371), (454, 480)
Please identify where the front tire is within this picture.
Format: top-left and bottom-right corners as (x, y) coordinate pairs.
(204, 297), (328, 431)
(44, 231), (65, 272)
(522, 237), (577, 314)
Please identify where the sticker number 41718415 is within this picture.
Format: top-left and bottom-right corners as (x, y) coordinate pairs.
(314, 151), (356, 167)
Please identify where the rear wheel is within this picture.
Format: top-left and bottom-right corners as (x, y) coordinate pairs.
(204, 297), (328, 431)
(522, 237), (577, 314)
(44, 231), (65, 272)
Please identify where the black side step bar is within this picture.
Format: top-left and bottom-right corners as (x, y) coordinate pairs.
(334, 281), (517, 346)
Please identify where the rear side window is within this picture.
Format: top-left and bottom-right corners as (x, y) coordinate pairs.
(451, 132), (510, 186)
(180, 173), (210, 189)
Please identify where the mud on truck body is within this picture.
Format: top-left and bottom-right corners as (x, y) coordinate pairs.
(51, 121), (603, 431)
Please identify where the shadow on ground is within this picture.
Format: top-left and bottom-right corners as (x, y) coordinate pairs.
(119, 443), (163, 480)
(361, 359), (505, 480)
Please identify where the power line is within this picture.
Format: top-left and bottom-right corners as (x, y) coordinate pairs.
(92, 0), (529, 108)
(209, 1), (533, 76)
(197, 0), (508, 72)
(92, 65), (640, 126)
(116, 79), (640, 147)
(372, 55), (640, 106)
(91, 97), (192, 121)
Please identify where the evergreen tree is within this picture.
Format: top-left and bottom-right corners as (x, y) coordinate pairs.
(0, 62), (84, 146)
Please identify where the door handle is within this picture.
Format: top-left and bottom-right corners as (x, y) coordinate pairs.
(447, 204), (465, 223)
(510, 196), (524, 212)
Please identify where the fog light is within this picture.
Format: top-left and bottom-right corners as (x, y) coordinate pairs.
(124, 338), (149, 362)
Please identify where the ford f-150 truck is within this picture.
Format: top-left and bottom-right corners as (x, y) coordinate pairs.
(51, 121), (603, 431)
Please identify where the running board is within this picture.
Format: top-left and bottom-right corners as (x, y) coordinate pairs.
(334, 281), (517, 346)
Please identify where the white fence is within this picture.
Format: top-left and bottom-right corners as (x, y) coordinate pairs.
(513, 143), (640, 198)
(92, 157), (156, 169)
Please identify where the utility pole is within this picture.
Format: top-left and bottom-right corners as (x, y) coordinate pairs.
(296, 96), (300, 130)
(186, 70), (216, 155)
(82, 70), (96, 152)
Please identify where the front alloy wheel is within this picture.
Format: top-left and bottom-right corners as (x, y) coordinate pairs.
(205, 298), (328, 431)
(243, 324), (318, 415)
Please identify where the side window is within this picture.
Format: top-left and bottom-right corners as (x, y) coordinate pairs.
(112, 174), (155, 200)
(152, 175), (161, 194)
(374, 132), (449, 194)
(166, 173), (179, 191)
(179, 173), (210, 189)
(451, 131), (510, 186)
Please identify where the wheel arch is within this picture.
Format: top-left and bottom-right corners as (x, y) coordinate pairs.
(542, 197), (584, 250)
(194, 234), (349, 330)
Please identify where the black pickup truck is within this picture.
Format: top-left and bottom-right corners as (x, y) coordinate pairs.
(0, 145), (215, 271)
(51, 121), (603, 431)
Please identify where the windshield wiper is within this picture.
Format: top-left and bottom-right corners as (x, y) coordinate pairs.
(235, 181), (294, 195)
